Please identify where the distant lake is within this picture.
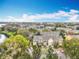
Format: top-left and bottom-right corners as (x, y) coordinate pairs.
(0, 24), (6, 27)
(0, 34), (7, 44)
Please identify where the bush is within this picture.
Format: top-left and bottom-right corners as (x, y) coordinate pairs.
(0, 35), (31, 59)
(63, 38), (79, 59)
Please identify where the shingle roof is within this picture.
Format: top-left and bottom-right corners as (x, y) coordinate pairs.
(33, 31), (63, 43)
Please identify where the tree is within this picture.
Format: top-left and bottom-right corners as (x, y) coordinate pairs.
(55, 23), (66, 27)
(47, 46), (58, 59)
(28, 28), (38, 34)
(60, 30), (66, 39)
(17, 29), (30, 38)
(0, 35), (32, 59)
(32, 44), (41, 59)
(42, 29), (49, 32)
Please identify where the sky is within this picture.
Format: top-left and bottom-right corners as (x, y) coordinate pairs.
(0, 0), (79, 22)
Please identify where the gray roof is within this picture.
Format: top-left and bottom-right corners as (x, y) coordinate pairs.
(33, 31), (63, 43)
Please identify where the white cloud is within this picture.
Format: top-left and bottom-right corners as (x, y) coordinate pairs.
(66, 9), (79, 22)
(0, 9), (79, 22)
(70, 9), (79, 14)
(66, 14), (79, 22)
